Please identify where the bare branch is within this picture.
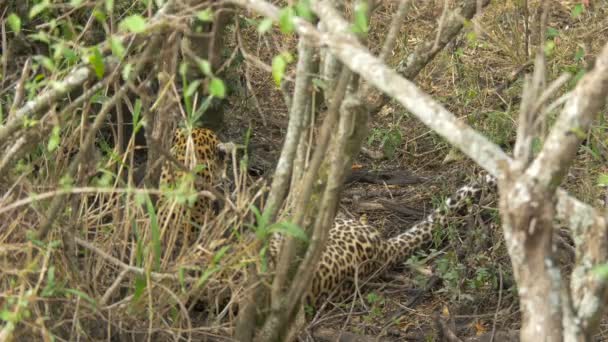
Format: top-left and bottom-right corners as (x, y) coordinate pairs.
(0, 66), (97, 147)
(8, 57), (31, 118)
(527, 43), (608, 190)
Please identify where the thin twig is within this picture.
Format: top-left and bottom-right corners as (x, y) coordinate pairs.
(8, 58), (32, 118)
(489, 264), (503, 342)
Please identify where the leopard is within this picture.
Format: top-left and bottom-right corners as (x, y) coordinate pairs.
(268, 173), (497, 307)
(156, 127), (224, 252)
(160, 127), (497, 309)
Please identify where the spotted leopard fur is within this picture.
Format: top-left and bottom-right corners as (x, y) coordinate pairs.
(161, 127), (497, 308)
(156, 127), (223, 244)
(269, 173), (497, 307)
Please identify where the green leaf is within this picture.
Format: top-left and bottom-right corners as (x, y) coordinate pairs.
(28, 32), (50, 44)
(41, 266), (57, 297)
(64, 289), (97, 307)
(212, 245), (230, 264)
(122, 63), (133, 81)
(35, 56), (56, 72)
(133, 275), (147, 302)
(88, 47), (105, 79)
(592, 264), (608, 280)
(531, 136), (542, 155)
(61, 47), (78, 64)
(268, 222), (308, 242)
(257, 18), (273, 34)
(351, 1), (369, 35)
(106, 0), (114, 12)
(571, 3), (584, 18)
(7, 14), (21, 34)
(47, 126), (61, 152)
(382, 129), (402, 159)
(272, 55), (287, 86)
(569, 126), (587, 139)
(598, 174), (608, 187)
(143, 194), (161, 271)
(196, 9), (214, 22)
(110, 37), (126, 59)
(544, 40), (556, 56)
(196, 266), (220, 288)
(120, 15), (147, 33)
(70, 0), (85, 7)
(29, 0), (50, 19)
(546, 27), (560, 39)
(574, 47), (585, 62)
(185, 80), (200, 98)
(59, 175), (74, 190)
(278, 7), (295, 34)
(197, 59), (212, 76)
(296, 0), (314, 21)
(249, 205), (270, 240)
(209, 78), (226, 98)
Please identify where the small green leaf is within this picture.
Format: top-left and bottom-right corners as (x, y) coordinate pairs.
(179, 62), (189, 77)
(7, 14), (21, 34)
(29, 0), (50, 19)
(47, 126), (61, 152)
(35, 56), (56, 72)
(122, 63), (133, 81)
(70, 0), (85, 7)
(143, 194), (161, 271)
(381, 129), (402, 159)
(531, 137), (542, 155)
(106, 0), (114, 12)
(41, 266), (56, 297)
(197, 59), (212, 76)
(544, 40), (556, 56)
(88, 47), (105, 79)
(133, 276), (147, 301)
(569, 126), (587, 139)
(272, 55), (287, 86)
(92, 9), (107, 22)
(59, 175), (74, 189)
(574, 47), (585, 61)
(571, 3), (584, 18)
(212, 246), (230, 264)
(351, 1), (369, 35)
(257, 18), (273, 34)
(209, 78), (226, 98)
(196, 9), (214, 22)
(278, 7), (295, 34)
(281, 52), (294, 63)
(64, 289), (97, 307)
(61, 47), (78, 64)
(185, 80), (201, 97)
(120, 15), (147, 33)
(268, 222), (308, 242)
(29, 32), (50, 44)
(296, 0), (314, 21)
(593, 264), (608, 280)
(196, 266), (220, 288)
(110, 37), (126, 59)
(546, 27), (560, 39)
(598, 174), (608, 187)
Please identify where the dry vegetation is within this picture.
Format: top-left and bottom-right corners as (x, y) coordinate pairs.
(1, 0), (607, 341)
